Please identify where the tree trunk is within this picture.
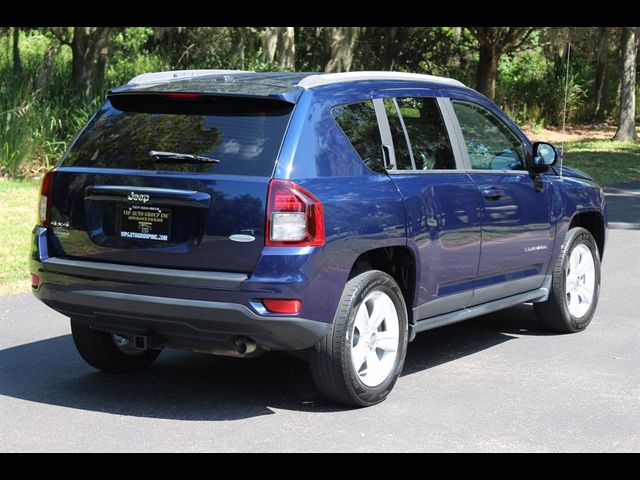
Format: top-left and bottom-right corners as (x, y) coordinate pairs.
(382, 27), (399, 70)
(71, 27), (111, 97)
(12, 27), (22, 75)
(452, 27), (462, 42)
(71, 27), (94, 97)
(324, 27), (361, 73)
(467, 27), (533, 101)
(262, 27), (280, 64)
(227, 28), (246, 70)
(94, 30), (110, 96)
(594, 27), (610, 121)
(277, 27), (295, 69)
(613, 27), (638, 142)
(476, 43), (498, 100)
(37, 44), (59, 94)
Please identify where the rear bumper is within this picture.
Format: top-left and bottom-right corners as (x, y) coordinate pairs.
(35, 283), (328, 351)
(30, 227), (330, 352)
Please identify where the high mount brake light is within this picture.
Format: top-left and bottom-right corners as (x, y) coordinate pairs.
(162, 93), (202, 101)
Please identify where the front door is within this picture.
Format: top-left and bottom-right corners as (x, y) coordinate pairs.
(448, 98), (555, 305)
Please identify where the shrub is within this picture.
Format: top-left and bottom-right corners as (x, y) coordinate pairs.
(496, 46), (589, 126)
(0, 34), (99, 178)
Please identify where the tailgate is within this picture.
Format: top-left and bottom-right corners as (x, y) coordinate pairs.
(46, 94), (293, 273)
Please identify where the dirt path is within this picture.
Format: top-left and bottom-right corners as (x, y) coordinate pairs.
(522, 123), (617, 143)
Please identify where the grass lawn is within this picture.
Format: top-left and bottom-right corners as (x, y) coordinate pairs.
(0, 179), (39, 295)
(0, 134), (638, 295)
(563, 140), (640, 185)
(524, 122), (640, 185)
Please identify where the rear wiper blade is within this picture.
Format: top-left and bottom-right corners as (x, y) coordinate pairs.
(149, 150), (220, 164)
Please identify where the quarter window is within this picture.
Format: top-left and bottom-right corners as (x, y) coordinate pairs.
(332, 101), (385, 173)
(451, 100), (526, 171)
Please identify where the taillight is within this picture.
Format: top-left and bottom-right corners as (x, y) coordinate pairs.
(36, 169), (55, 227)
(265, 180), (325, 247)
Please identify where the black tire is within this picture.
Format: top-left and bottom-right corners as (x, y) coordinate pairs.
(310, 270), (408, 407)
(70, 320), (161, 373)
(534, 227), (601, 333)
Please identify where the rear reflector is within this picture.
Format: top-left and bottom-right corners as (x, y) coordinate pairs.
(262, 299), (302, 314)
(31, 274), (40, 289)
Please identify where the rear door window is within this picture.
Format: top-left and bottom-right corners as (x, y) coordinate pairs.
(382, 99), (414, 170)
(395, 97), (456, 170)
(62, 96), (294, 176)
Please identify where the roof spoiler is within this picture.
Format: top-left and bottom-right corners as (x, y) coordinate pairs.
(105, 91), (297, 115)
(128, 70), (250, 86)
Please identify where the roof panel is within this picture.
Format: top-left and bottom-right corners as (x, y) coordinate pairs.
(109, 70), (466, 102)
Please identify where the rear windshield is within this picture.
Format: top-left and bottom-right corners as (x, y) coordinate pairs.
(62, 96), (294, 176)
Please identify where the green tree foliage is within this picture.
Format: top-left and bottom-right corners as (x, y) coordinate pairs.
(0, 26), (637, 179)
(465, 27), (535, 100)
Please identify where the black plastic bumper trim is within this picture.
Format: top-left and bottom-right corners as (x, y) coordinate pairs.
(43, 257), (248, 290)
(36, 284), (328, 351)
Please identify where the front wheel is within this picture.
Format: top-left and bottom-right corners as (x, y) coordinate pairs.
(310, 270), (408, 407)
(534, 227), (601, 333)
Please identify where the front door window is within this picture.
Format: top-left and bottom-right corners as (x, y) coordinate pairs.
(451, 100), (526, 171)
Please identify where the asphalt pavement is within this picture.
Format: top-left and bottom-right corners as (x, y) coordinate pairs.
(1, 185), (639, 452)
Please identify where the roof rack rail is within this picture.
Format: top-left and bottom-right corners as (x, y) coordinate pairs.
(128, 69), (249, 85)
(297, 71), (465, 89)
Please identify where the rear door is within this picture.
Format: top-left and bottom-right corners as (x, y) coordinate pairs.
(446, 97), (555, 304)
(48, 94), (294, 273)
(372, 90), (482, 319)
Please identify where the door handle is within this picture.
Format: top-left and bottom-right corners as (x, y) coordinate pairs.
(482, 187), (504, 200)
(381, 145), (396, 170)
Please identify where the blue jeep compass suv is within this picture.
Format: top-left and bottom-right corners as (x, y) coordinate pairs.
(30, 70), (607, 406)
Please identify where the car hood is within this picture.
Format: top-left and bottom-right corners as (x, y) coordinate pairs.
(554, 165), (595, 181)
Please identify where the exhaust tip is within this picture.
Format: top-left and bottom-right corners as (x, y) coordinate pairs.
(235, 337), (257, 355)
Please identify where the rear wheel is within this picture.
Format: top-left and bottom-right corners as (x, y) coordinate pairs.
(70, 320), (161, 373)
(310, 270), (408, 407)
(534, 227), (601, 333)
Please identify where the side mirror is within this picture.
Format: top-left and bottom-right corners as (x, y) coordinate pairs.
(531, 142), (560, 172)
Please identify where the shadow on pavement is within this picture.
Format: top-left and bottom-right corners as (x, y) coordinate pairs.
(604, 180), (640, 230)
(0, 304), (547, 420)
(403, 303), (550, 377)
